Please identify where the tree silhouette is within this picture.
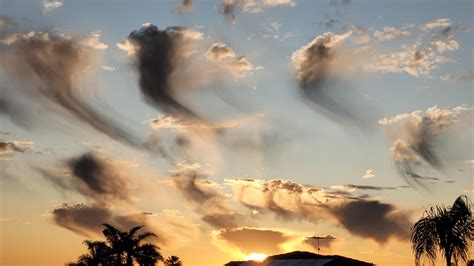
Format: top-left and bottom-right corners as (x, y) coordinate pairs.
(68, 224), (163, 266)
(164, 255), (182, 266)
(411, 195), (474, 266)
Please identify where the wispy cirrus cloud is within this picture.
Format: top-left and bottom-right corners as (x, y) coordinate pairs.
(440, 70), (473, 83)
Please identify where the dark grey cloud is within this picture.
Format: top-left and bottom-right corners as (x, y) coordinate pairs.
(201, 213), (245, 229)
(341, 184), (398, 191)
(180, 0), (193, 11)
(39, 152), (131, 203)
(304, 234), (337, 250)
(291, 31), (375, 127)
(0, 32), (141, 147)
(326, 199), (411, 244)
(127, 24), (204, 120)
(50, 203), (169, 244)
(172, 163), (244, 228)
(219, 0), (239, 24)
(0, 141), (26, 153)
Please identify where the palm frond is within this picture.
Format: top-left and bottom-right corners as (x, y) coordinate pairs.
(137, 232), (157, 242)
(128, 225), (144, 236)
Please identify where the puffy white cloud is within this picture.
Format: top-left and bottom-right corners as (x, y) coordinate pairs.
(42, 0), (63, 14)
(101, 65), (119, 71)
(291, 31), (352, 80)
(81, 32), (108, 50)
(116, 39), (136, 55)
(434, 39), (459, 53)
(364, 49), (447, 77)
(420, 18), (452, 31)
(362, 169), (375, 179)
(205, 42), (256, 77)
(243, 0), (296, 13)
(374, 26), (410, 41)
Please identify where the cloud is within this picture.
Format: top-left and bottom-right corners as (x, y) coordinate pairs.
(125, 24), (206, 120)
(304, 234), (337, 250)
(243, 0), (296, 13)
(330, 0), (351, 6)
(374, 26), (410, 41)
(0, 141), (34, 155)
(420, 18), (452, 31)
(116, 39), (136, 55)
(101, 65), (119, 71)
(205, 42), (255, 77)
(291, 31), (374, 124)
(49, 203), (169, 245)
(0, 17), (8, 30)
(326, 199), (411, 244)
(364, 48), (447, 77)
(220, 0), (296, 23)
(215, 227), (293, 255)
(42, 0), (63, 13)
(178, 0), (193, 12)
(227, 178), (412, 244)
(40, 152), (132, 203)
(0, 31), (141, 147)
(362, 169), (375, 179)
(332, 184), (397, 191)
(434, 39), (459, 53)
(220, 0), (239, 24)
(172, 162), (243, 229)
(440, 71), (474, 83)
(80, 31), (108, 50)
(379, 105), (472, 187)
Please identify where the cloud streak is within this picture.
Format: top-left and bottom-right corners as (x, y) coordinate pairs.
(379, 105), (472, 187)
(126, 24), (206, 120)
(1, 32), (141, 147)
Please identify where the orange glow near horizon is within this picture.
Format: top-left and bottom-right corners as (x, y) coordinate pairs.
(244, 253), (268, 262)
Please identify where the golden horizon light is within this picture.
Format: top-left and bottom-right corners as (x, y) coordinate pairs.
(244, 253), (268, 262)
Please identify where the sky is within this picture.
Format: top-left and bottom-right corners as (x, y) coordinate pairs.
(0, 0), (473, 265)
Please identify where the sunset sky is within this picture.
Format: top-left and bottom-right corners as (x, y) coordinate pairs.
(0, 0), (473, 265)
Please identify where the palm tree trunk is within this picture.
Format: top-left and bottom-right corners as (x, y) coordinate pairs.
(445, 251), (451, 266)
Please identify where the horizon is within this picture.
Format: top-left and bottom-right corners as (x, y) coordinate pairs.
(0, 0), (473, 265)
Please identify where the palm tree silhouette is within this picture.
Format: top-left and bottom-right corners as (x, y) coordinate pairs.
(164, 255), (182, 266)
(68, 224), (163, 266)
(411, 195), (474, 266)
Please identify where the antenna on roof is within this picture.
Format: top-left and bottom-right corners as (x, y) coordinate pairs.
(310, 236), (333, 254)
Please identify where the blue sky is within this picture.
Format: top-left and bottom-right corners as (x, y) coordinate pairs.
(0, 0), (473, 265)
